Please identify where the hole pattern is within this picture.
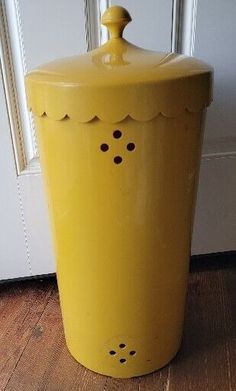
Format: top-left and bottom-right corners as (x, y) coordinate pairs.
(99, 130), (135, 164)
(108, 342), (136, 364)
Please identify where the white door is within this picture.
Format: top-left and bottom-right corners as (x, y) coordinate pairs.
(1, 0), (235, 280)
(0, 0), (88, 279)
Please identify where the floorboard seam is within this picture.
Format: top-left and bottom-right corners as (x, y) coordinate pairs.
(218, 270), (233, 391)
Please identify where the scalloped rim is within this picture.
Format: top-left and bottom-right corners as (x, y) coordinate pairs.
(29, 103), (210, 123)
(26, 68), (212, 123)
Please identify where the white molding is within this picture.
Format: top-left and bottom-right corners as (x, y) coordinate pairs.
(20, 157), (41, 176)
(0, 0), (38, 175)
(84, 0), (110, 50)
(171, 0), (182, 53)
(171, 0), (198, 56)
(181, 0), (198, 56)
(99, 0), (110, 45)
(202, 151), (236, 161)
(84, 0), (100, 50)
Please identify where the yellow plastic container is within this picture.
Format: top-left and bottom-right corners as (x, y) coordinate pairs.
(25, 6), (213, 378)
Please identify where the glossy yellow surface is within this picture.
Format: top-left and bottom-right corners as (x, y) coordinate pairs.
(26, 6), (213, 378)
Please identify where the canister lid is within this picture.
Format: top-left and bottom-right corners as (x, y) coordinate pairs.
(26, 6), (213, 123)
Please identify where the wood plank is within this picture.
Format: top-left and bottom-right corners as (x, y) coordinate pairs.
(0, 279), (54, 389)
(168, 264), (236, 391)
(103, 376), (139, 390)
(4, 282), (107, 391)
(221, 265), (236, 390)
(138, 365), (170, 390)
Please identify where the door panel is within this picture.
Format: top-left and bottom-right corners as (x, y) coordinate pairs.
(191, 0), (236, 253)
(0, 0), (88, 279)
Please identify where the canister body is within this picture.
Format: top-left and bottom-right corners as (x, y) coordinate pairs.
(35, 110), (204, 378)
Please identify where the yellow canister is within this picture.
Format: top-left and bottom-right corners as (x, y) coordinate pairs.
(25, 6), (213, 378)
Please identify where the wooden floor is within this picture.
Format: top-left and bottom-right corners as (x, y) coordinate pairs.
(0, 253), (235, 391)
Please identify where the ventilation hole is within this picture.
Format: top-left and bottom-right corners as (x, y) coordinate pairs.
(127, 142), (135, 151)
(120, 358), (126, 364)
(109, 350), (116, 355)
(114, 156), (123, 164)
(129, 350), (136, 356)
(100, 143), (109, 152)
(113, 130), (122, 139)
(119, 343), (126, 349)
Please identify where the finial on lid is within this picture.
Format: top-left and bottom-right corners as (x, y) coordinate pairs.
(101, 5), (132, 39)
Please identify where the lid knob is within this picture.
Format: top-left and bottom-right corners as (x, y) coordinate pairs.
(101, 6), (132, 39)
